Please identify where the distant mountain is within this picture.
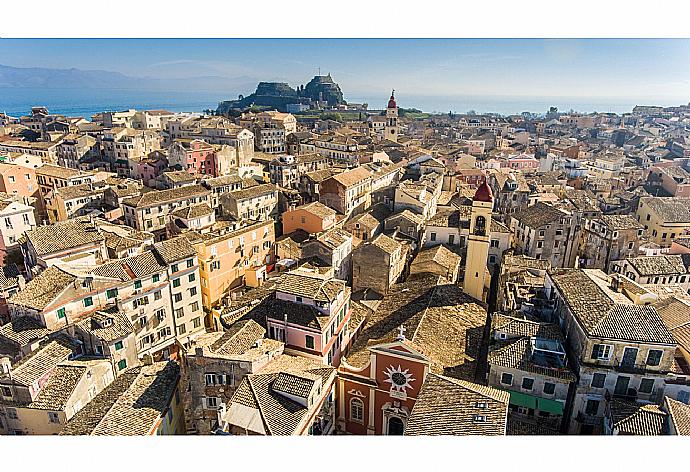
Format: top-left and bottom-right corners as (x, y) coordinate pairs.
(0, 64), (257, 92)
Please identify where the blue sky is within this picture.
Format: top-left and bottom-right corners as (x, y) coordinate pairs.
(1, 39), (689, 100)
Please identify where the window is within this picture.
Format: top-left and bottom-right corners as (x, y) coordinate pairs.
(646, 350), (663, 366)
(590, 344), (612, 360)
(171, 263), (179, 272)
(57, 307), (66, 319)
(585, 399), (599, 416)
(83, 297), (93, 308)
(134, 280), (142, 290)
(500, 372), (513, 386)
(521, 377), (534, 391)
(173, 278), (181, 288)
(188, 273), (196, 283)
(114, 341), (124, 351)
(639, 378), (654, 394)
(187, 259), (194, 268)
(430, 232), (436, 242)
(448, 234), (455, 245)
(106, 288), (118, 299)
(473, 415), (487, 423)
(48, 412), (60, 424)
(191, 301), (199, 312)
(174, 293), (182, 303)
(490, 239), (499, 248)
(153, 274), (160, 283)
(591, 373), (606, 388)
(537, 241), (543, 248)
(178, 323), (186, 335)
(305, 335), (314, 349)
(205, 397), (219, 409)
(154, 290), (162, 301)
(192, 317), (201, 328)
(350, 398), (364, 422)
(117, 359), (127, 371)
(189, 287), (197, 297)
(175, 308), (184, 318)
(1, 386), (11, 397)
(543, 382), (556, 395)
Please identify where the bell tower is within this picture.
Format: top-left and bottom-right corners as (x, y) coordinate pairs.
(385, 90), (398, 142)
(463, 180), (493, 301)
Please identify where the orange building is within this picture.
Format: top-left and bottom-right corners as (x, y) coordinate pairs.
(282, 201), (337, 235)
(192, 220), (275, 312)
(0, 162), (40, 201)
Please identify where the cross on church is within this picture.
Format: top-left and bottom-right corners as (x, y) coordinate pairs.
(396, 325), (406, 341)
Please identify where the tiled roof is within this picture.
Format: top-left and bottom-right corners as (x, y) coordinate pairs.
(597, 214), (643, 231)
(550, 269), (675, 344)
(410, 245), (462, 279)
(488, 337), (576, 381)
(275, 270), (345, 303)
(314, 227), (351, 249)
(272, 371), (318, 398)
(609, 399), (667, 435)
(405, 373), (508, 436)
(163, 170), (196, 182)
(122, 184), (208, 208)
(328, 166), (372, 188)
(172, 202), (213, 220)
(153, 236), (197, 264)
(626, 255), (688, 277)
(25, 216), (104, 256)
(226, 356), (335, 435)
(491, 313), (563, 340)
(210, 319), (265, 356)
(9, 265), (76, 310)
(60, 361), (180, 435)
(77, 310), (134, 342)
(641, 197), (690, 223)
(298, 201), (336, 219)
(655, 297), (690, 352)
(512, 202), (567, 228)
(227, 183), (276, 201)
(29, 364), (87, 410)
(9, 337), (74, 387)
(665, 397), (690, 435)
(369, 232), (402, 255)
(92, 251), (166, 281)
(0, 316), (52, 347)
(345, 273), (487, 381)
(427, 209), (460, 228)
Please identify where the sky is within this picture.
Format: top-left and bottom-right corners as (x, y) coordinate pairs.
(1, 39), (689, 101)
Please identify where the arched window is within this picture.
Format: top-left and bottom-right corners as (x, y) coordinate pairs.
(387, 416), (405, 435)
(350, 398), (364, 422)
(474, 215), (486, 236)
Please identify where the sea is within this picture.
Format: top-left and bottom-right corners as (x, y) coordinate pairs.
(0, 87), (684, 119)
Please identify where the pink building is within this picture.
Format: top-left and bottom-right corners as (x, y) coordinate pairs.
(503, 153), (539, 171)
(169, 139), (218, 177)
(266, 268), (352, 366)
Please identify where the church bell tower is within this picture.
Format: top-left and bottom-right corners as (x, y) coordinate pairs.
(385, 90), (398, 142)
(463, 180), (493, 301)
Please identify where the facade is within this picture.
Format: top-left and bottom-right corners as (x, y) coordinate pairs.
(352, 233), (406, 295)
(635, 197), (690, 247)
(191, 220), (275, 311)
(219, 183), (278, 221)
(546, 269), (677, 434)
(510, 202), (576, 268)
(579, 215), (645, 270)
(282, 201), (337, 235)
(319, 167), (373, 215)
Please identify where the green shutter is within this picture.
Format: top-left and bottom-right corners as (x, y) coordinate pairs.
(537, 397), (564, 415)
(115, 341), (123, 351)
(508, 391), (538, 409)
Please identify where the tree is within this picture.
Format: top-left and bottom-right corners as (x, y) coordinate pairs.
(320, 112), (343, 122)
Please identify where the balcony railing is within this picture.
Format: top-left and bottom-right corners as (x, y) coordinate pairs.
(585, 357), (660, 374)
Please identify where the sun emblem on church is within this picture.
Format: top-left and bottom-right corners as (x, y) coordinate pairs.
(384, 365), (415, 392)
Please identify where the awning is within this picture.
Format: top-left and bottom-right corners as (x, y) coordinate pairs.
(509, 391), (537, 409)
(537, 397), (564, 415)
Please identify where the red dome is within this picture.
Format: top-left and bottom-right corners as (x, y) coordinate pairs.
(473, 180), (493, 202)
(387, 90), (397, 109)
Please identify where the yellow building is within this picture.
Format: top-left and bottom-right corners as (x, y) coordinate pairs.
(463, 181), (493, 301)
(636, 196), (690, 247)
(193, 220), (275, 313)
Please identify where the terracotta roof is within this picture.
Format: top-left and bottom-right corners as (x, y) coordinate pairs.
(609, 399), (667, 435)
(25, 216), (104, 257)
(550, 269), (675, 344)
(405, 373), (508, 435)
(9, 265), (76, 310)
(8, 337), (74, 387)
(0, 316), (52, 347)
(153, 235), (197, 264)
(29, 364), (87, 410)
(275, 270), (345, 303)
(60, 361), (180, 435)
(328, 166), (372, 188)
(122, 184), (208, 208)
(227, 183), (276, 201)
(665, 396), (690, 435)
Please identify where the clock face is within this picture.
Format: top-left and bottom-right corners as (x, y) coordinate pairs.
(383, 365), (415, 393)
